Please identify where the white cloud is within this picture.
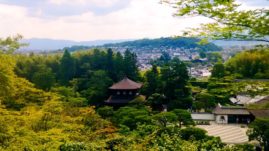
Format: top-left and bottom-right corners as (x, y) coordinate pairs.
(48, 0), (123, 8)
(3, 0), (265, 41)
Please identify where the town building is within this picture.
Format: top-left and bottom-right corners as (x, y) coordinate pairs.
(105, 77), (142, 107)
(213, 104), (251, 124)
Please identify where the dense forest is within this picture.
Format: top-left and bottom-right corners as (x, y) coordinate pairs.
(0, 36), (269, 150)
(0, 0), (268, 150)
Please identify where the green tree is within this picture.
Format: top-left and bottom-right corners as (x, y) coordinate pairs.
(172, 109), (194, 128)
(106, 48), (116, 81)
(0, 34), (26, 54)
(153, 112), (177, 128)
(194, 92), (216, 111)
(113, 107), (152, 130)
(59, 50), (76, 85)
(114, 52), (125, 81)
(90, 49), (106, 70)
(226, 49), (269, 78)
(15, 54), (59, 84)
(143, 64), (159, 96)
(81, 70), (112, 104)
(160, 58), (191, 108)
(128, 95), (147, 108)
(247, 118), (269, 151)
(97, 106), (114, 119)
(32, 65), (55, 90)
(147, 93), (165, 110)
(0, 35), (24, 101)
(0, 55), (15, 101)
(123, 49), (139, 80)
(180, 127), (206, 141)
(0, 120), (11, 147)
(226, 144), (255, 151)
(163, 0), (269, 42)
(211, 62), (225, 79)
(207, 52), (222, 63)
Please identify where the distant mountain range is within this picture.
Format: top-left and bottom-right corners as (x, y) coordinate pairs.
(18, 38), (267, 52)
(19, 38), (131, 52)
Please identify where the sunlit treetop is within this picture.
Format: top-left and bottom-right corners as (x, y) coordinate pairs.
(0, 34), (27, 54)
(162, 0), (269, 43)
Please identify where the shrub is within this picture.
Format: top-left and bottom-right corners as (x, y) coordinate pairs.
(180, 127), (206, 141)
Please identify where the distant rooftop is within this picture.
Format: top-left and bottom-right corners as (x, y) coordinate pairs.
(230, 95), (268, 105)
(109, 77), (142, 90)
(248, 110), (269, 118)
(213, 104), (250, 115)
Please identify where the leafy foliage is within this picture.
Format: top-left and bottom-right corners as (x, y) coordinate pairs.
(59, 50), (76, 85)
(113, 106), (152, 130)
(143, 64), (160, 96)
(172, 109), (194, 127)
(153, 112), (177, 127)
(163, 0), (269, 42)
(15, 48), (140, 104)
(160, 58), (192, 109)
(180, 127), (206, 141)
(247, 118), (269, 151)
(0, 34), (26, 54)
(1, 35), (268, 150)
(226, 48), (269, 78)
(212, 62), (225, 79)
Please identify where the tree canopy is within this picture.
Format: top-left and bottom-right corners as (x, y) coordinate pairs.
(163, 0), (269, 42)
(225, 48), (269, 78)
(0, 34), (266, 150)
(247, 118), (269, 151)
(0, 34), (26, 54)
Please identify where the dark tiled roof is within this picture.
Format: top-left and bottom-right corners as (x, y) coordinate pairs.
(109, 77), (142, 90)
(213, 105), (250, 115)
(105, 96), (134, 104)
(248, 110), (269, 118)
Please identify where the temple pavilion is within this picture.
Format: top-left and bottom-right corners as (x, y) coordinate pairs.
(105, 77), (142, 107)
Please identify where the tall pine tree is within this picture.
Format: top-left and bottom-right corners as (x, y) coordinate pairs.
(123, 49), (139, 80)
(160, 58), (191, 109)
(106, 48), (116, 81)
(59, 50), (76, 85)
(114, 52), (125, 81)
(143, 64), (159, 96)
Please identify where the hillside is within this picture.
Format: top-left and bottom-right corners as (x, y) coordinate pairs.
(19, 37), (222, 53)
(102, 37), (222, 52)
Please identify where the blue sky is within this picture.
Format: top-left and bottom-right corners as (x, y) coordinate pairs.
(0, 0), (268, 41)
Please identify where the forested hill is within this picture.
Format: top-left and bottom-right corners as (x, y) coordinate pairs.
(102, 37), (222, 52)
(63, 37), (222, 52)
